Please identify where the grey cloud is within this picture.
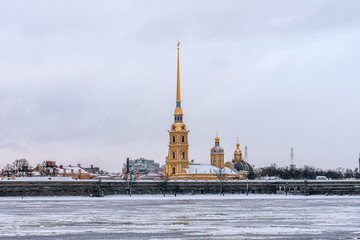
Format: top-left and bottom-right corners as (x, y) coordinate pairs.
(0, 0), (359, 171)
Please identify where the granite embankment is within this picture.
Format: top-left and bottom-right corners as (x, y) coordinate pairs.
(1, 179), (360, 196)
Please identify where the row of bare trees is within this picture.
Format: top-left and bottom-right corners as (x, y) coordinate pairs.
(256, 164), (360, 180)
(1, 159), (58, 177)
(2, 159), (32, 177)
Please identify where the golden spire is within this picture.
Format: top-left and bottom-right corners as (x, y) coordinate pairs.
(236, 137), (240, 149)
(174, 41), (183, 117)
(176, 41), (181, 102)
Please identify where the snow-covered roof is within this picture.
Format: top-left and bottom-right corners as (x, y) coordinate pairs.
(185, 165), (238, 175)
(147, 171), (165, 177)
(56, 166), (90, 174)
(0, 177), (76, 181)
(139, 170), (165, 179)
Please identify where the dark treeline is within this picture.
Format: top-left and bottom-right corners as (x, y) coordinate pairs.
(255, 164), (360, 180)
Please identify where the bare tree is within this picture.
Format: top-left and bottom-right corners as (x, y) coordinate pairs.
(215, 168), (227, 196)
(3, 164), (13, 177)
(38, 160), (57, 176)
(159, 173), (169, 197)
(12, 159), (32, 176)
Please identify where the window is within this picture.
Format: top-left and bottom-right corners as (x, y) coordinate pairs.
(172, 167), (175, 174)
(182, 152), (185, 159)
(214, 158), (216, 163)
(219, 158), (221, 163)
(172, 136), (175, 142)
(182, 136), (185, 142)
(173, 152), (176, 159)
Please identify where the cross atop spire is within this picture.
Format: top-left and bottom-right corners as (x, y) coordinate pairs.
(215, 131), (220, 144)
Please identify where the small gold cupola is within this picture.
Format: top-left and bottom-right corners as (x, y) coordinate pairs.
(232, 137), (243, 162)
(215, 131), (220, 145)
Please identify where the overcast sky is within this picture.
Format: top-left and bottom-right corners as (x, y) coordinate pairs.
(0, 0), (359, 172)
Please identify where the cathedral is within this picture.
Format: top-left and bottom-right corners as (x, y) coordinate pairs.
(164, 42), (253, 180)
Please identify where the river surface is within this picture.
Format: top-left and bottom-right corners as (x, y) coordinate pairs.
(0, 195), (359, 239)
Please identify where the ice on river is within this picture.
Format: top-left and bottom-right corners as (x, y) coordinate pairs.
(0, 195), (359, 240)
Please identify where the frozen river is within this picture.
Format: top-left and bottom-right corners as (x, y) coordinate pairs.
(0, 195), (359, 240)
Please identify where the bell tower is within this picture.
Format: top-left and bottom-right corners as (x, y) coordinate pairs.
(165, 41), (189, 176)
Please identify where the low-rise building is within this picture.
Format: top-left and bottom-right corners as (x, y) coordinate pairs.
(122, 158), (163, 175)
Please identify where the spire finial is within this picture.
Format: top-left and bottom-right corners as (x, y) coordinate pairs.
(236, 137), (240, 149)
(215, 131), (219, 143)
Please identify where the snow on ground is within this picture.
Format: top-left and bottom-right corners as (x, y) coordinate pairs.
(0, 195), (359, 240)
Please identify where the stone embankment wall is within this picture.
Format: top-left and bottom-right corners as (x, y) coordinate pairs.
(1, 180), (360, 197)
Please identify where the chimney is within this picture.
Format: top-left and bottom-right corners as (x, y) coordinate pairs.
(126, 158), (130, 174)
(77, 164), (81, 167)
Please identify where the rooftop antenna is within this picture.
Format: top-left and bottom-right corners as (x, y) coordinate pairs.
(290, 148), (294, 166)
(244, 146), (248, 161)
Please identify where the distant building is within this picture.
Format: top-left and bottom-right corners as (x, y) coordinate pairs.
(84, 165), (101, 174)
(55, 164), (92, 179)
(33, 162), (93, 179)
(225, 139), (253, 174)
(123, 158), (163, 175)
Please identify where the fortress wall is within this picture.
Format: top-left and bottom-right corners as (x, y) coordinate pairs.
(0, 180), (360, 197)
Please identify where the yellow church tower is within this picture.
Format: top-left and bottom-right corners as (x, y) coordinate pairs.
(165, 41), (189, 176)
(210, 132), (225, 168)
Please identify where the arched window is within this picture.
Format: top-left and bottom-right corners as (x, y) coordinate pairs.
(182, 152), (185, 159)
(172, 136), (175, 142)
(172, 167), (175, 174)
(182, 136), (185, 142)
(173, 152), (175, 159)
